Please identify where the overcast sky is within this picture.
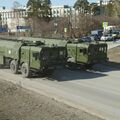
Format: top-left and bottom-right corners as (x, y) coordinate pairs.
(0, 0), (97, 8)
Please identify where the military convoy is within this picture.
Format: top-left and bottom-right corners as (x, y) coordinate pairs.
(66, 40), (108, 69)
(0, 37), (67, 77)
(0, 36), (108, 78)
(24, 37), (108, 69)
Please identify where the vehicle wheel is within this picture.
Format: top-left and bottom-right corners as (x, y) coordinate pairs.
(21, 63), (31, 78)
(10, 60), (18, 74)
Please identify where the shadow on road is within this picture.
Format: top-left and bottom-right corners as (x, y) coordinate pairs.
(106, 61), (120, 69)
(31, 61), (120, 81)
(48, 61), (120, 81)
(48, 68), (107, 81)
(93, 62), (120, 72)
(1, 61), (119, 81)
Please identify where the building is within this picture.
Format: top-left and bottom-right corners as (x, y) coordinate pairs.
(0, 5), (82, 33)
(0, 6), (27, 32)
(98, 0), (110, 5)
(51, 5), (73, 17)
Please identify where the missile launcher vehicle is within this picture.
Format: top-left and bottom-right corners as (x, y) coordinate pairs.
(0, 37), (67, 77)
(24, 37), (108, 69)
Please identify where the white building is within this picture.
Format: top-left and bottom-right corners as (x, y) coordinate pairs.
(51, 5), (73, 17)
(0, 5), (80, 32)
(0, 6), (27, 32)
(98, 0), (110, 5)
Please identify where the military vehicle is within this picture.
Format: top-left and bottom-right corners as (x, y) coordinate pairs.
(66, 40), (108, 69)
(0, 37), (67, 77)
(24, 37), (108, 69)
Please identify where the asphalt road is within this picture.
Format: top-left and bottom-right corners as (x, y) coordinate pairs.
(102, 40), (120, 49)
(0, 64), (120, 120)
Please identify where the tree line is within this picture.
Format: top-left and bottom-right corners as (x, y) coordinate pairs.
(26, 0), (120, 37)
(27, 0), (120, 19)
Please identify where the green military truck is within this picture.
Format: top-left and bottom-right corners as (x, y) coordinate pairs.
(67, 41), (108, 69)
(25, 37), (108, 69)
(0, 38), (67, 77)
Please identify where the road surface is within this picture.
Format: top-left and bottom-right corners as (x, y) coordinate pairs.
(0, 64), (120, 120)
(106, 40), (120, 49)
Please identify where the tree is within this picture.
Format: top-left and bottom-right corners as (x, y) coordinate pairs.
(105, 2), (114, 16)
(74, 0), (89, 13)
(40, 0), (52, 18)
(27, 0), (52, 20)
(90, 3), (101, 15)
(13, 1), (21, 9)
(27, 0), (52, 36)
(111, 0), (120, 17)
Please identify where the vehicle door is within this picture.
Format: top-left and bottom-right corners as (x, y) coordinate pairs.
(30, 48), (40, 69)
(76, 45), (88, 63)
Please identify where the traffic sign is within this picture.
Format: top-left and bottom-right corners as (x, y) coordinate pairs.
(17, 26), (31, 30)
(102, 22), (108, 28)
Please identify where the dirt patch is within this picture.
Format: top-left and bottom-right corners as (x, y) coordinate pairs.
(0, 79), (104, 120)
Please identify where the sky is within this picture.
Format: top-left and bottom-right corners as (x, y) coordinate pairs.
(0, 0), (97, 8)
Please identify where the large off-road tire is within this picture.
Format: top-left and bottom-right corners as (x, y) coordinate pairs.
(21, 63), (31, 78)
(10, 60), (18, 74)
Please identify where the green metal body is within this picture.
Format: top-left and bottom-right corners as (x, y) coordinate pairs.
(0, 40), (22, 65)
(0, 36), (108, 71)
(21, 38), (108, 65)
(20, 45), (67, 71)
(0, 38), (67, 74)
(67, 42), (108, 65)
(25, 37), (108, 66)
(26, 37), (108, 66)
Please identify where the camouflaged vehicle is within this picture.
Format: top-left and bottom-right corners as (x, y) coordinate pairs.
(25, 37), (108, 69)
(0, 37), (67, 77)
(66, 41), (108, 69)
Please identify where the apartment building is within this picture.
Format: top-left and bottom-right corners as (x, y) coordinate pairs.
(51, 5), (73, 17)
(98, 0), (110, 5)
(0, 5), (80, 32)
(0, 6), (27, 32)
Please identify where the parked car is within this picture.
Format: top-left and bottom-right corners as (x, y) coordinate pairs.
(112, 31), (120, 39)
(90, 34), (100, 41)
(80, 36), (92, 42)
(100, 34), (113, 41)
(91, 30), (103, 37)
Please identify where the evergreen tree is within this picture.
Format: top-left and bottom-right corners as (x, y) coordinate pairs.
(27, 0), (51, 19)
(105, 2), (114, 16)
(90, 3), (101, 15)
(111, 0), (120, 17)
(74, 0), (89, 13)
